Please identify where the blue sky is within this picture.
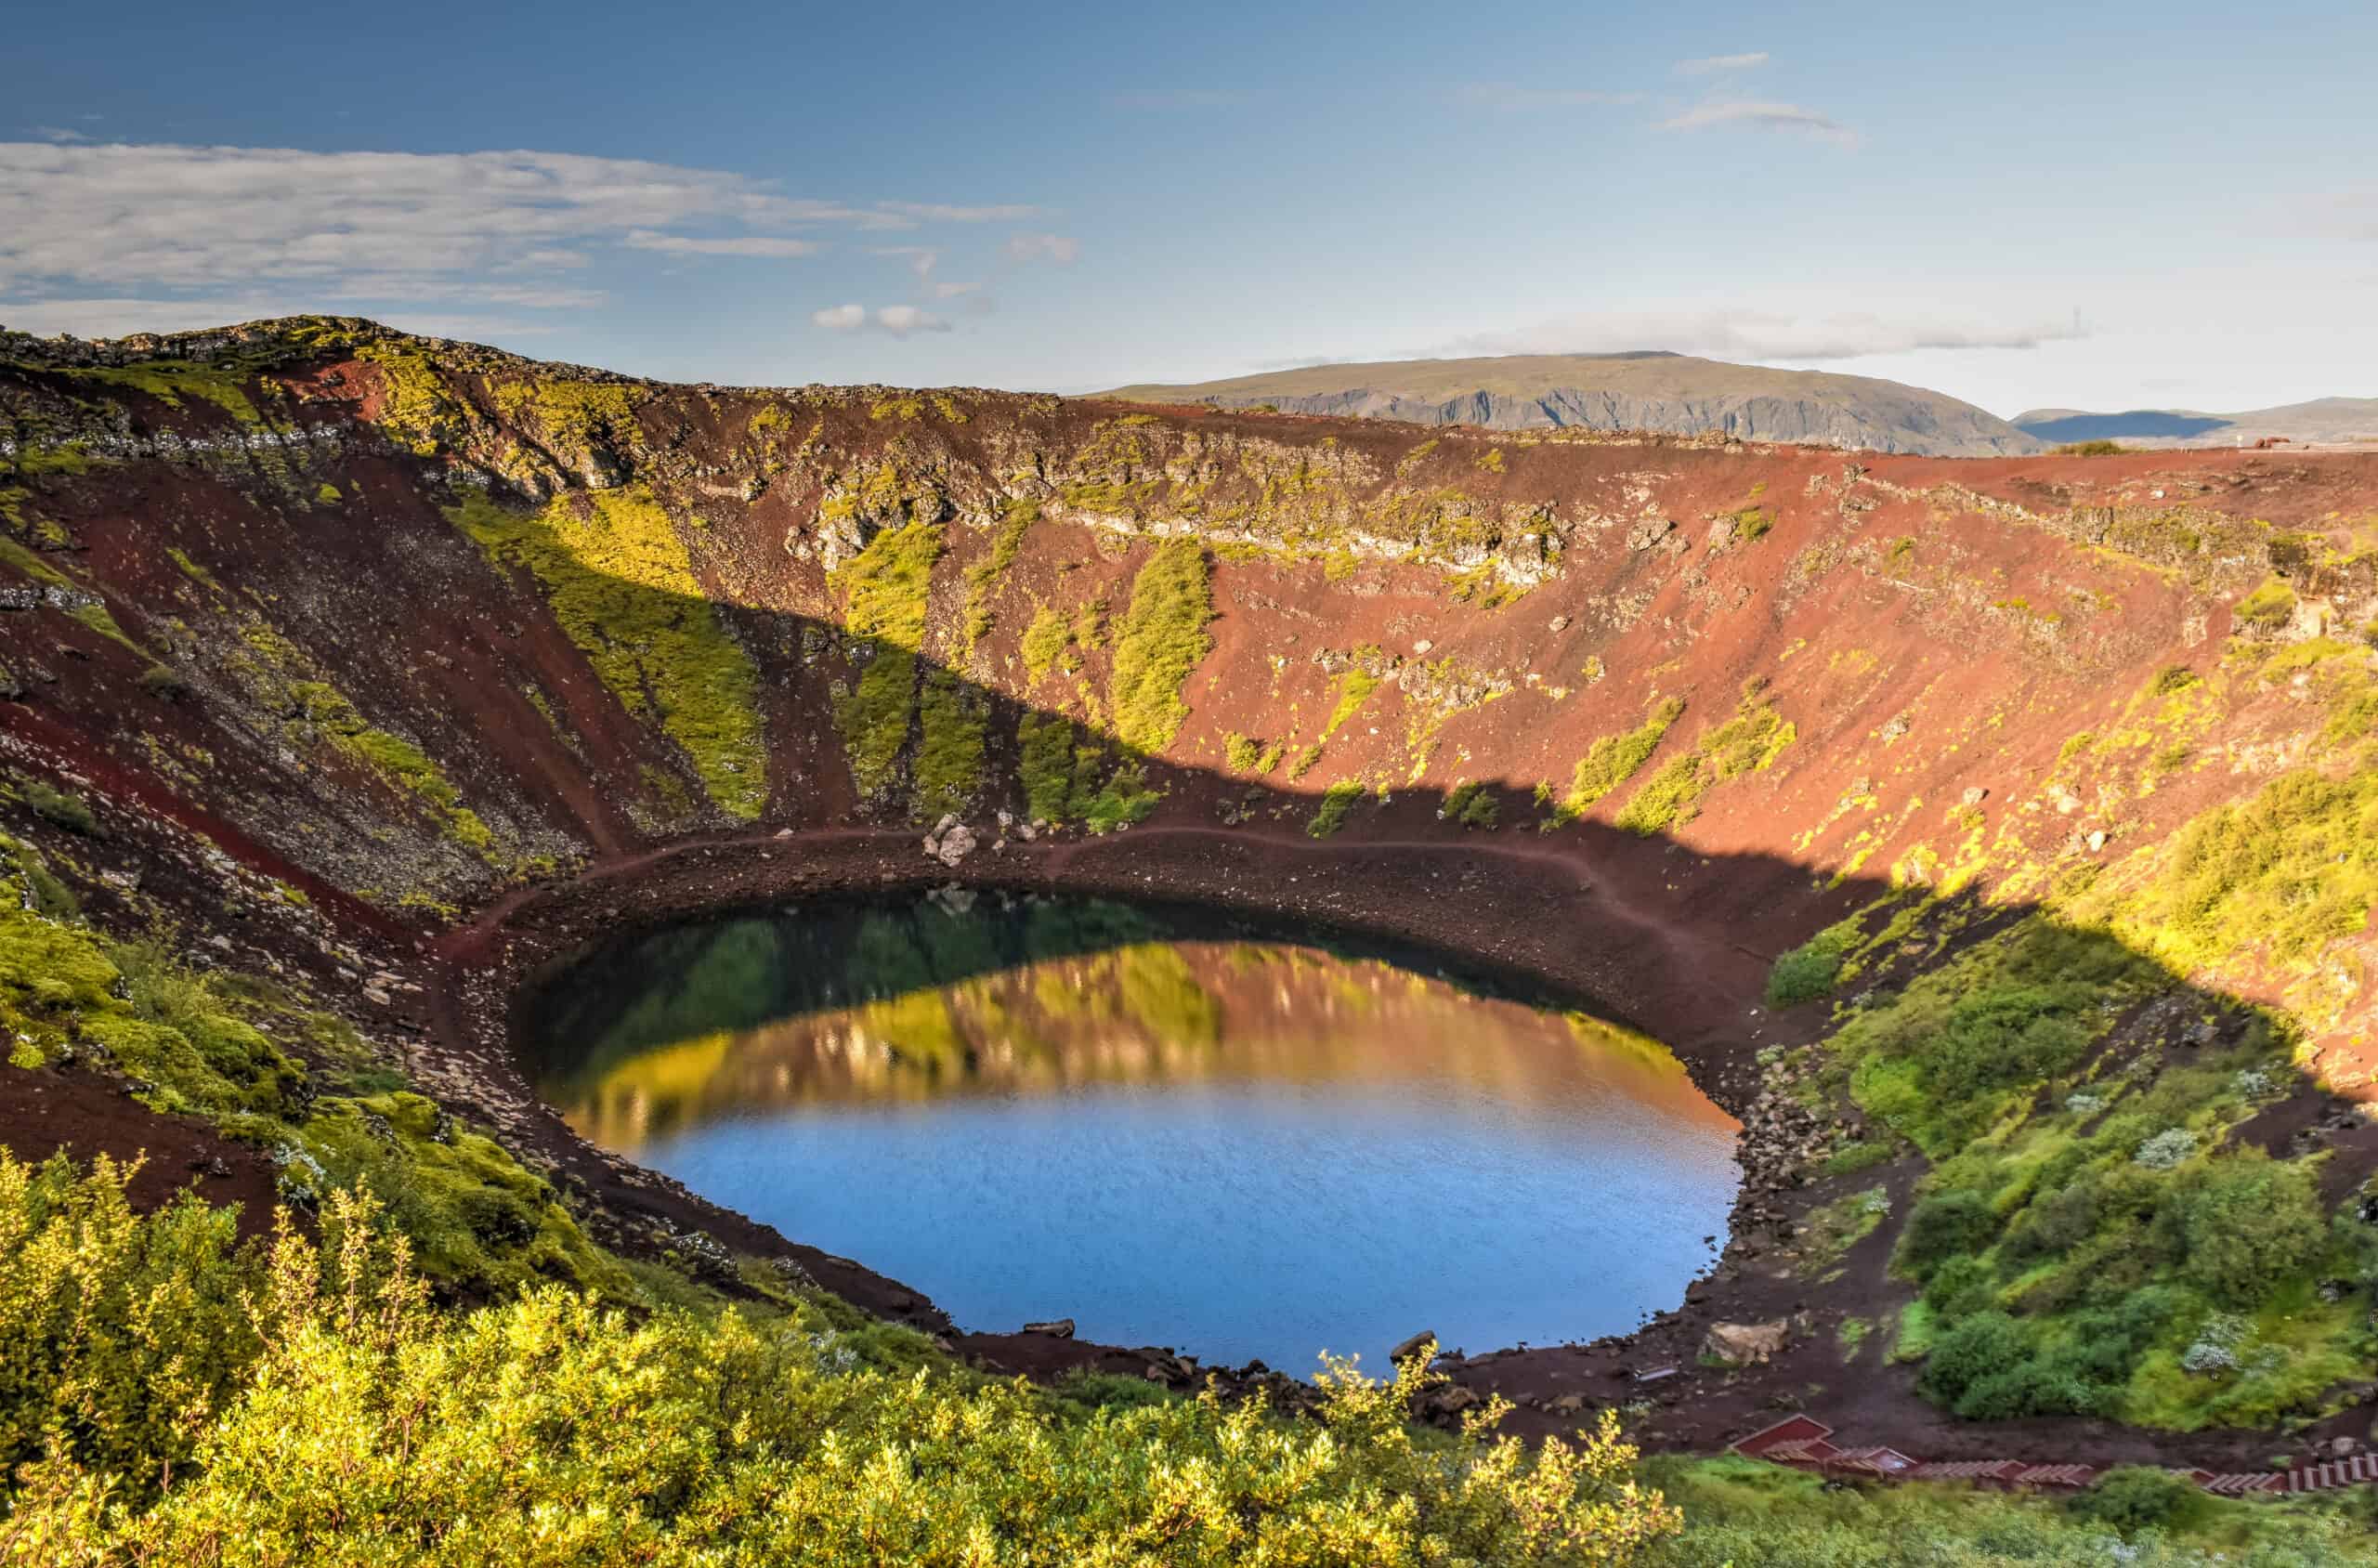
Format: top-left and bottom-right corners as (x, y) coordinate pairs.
(5, 0), (2373, 415)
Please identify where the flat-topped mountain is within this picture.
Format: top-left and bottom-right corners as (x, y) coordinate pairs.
(1103, 351), (2045, 458)
(2016, 396), (2378, 449)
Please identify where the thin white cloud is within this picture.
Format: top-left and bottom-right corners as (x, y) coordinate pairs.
(1659, 100), (1858, 147)
(0, 294), (559, 340)
(1442, 307), (2089, 362)
(879, 202), (1043, 223)
(30, 126), (93, 145)
(810, 303), (949, 336)
(0, 141), (1039, 334)
(871, 245), (939, 280)
(1104, 88), (1248, 111)
(875, 305), (948, 336)
(493, 248), (592, 271)
(932, 281), (983, 298)
(1675, 52), (1769, 75)
(1452, 84), (1641, 111)
(1004, 233), (1080, 265)
(623, 229), (821, 257)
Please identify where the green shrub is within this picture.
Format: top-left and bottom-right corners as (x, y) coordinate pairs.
(12, 1184), (1682, 1563)
(17, 777), (98, 836)
(1307, 780), (1364, 838)
(2068, 1466), (2201, 1536)
(2053, 439), (2128, 456)
(2161, 1151), (2327, 1306)
(0, 1150), (263, 1495)
(1767, 921), (1857, 1005)
(1016, 713), (1077, 823)
(1442, 780), (1498, 829)
(1896, 1189), (2000, 1279)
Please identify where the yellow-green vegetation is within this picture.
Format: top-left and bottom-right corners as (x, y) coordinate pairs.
(1321, 664), (1382, 741)
(490, 376), (641, 467)
(448, 487), (765, 817)
(1441, 780), (1499, 829)
(353, 341), (468, 456)
(2077, 762), (2378, 991)
(1766, 917), (1862, 1005)
(1307, 779), (1365, 838)
(1013, 715), (1160, 832)
(314, 482), (342, 505)
(1, 1172), (1679, 1561)
(961, 499), (1038, 650)
(1020, 603), (1076, 682)
(830, 521), (945, 803)
(1016, 712), (1078, 823)
(286, 681), (492, 851)
(1223, 732), (1285, 776)
(1549, 697), (1685, 828)
(61, 360), (264, 425)
(1731, 506), (1774, 543)
(1794, 909), (2369, 1431)
(1614, 682), (1794, 835)
(914, 667), (987, 817)
(2233, 577), (2298, 633)
(1107, 539), (1214, 754)
(1643, 1451), (2378, 1566)
(1799, 1185), (1890, 1267)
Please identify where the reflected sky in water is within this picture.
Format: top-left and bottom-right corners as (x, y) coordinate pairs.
(523, 894), (1740, 1372)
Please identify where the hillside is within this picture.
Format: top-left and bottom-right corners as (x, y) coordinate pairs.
(7, 316), (2378, 1553)
(1104, 351), (2045, 457)
(2018, 396), (2378, 449)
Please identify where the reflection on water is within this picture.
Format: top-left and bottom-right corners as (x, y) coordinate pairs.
(524, 894), (1740, 1372)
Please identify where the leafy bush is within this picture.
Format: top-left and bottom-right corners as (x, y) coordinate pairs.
(1767, 920), (1859, 1005)
(2069, 1466), (2201, 1535)
(16, 777), (98, 836)
(2161, 1152), (2327, 1306)
(0, 1150), (262, 1495)
(8, 1181), (1684, 1565)
(1442, 780), (1499, 829)
(1307, 780), (1364, 838)
(1896, 1189), (2000, 1279)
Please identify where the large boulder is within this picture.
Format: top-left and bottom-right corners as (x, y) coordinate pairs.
(1703, 1320), (1791, 1365)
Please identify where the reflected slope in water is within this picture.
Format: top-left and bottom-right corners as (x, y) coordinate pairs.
(523, 894), (1739, 1371)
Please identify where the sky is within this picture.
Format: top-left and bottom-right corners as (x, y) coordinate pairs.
(4, 0), (2374, 417)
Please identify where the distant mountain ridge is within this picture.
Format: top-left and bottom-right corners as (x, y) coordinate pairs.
(2015, 397), (2378, 449)
(1102, 351), (2045, 458)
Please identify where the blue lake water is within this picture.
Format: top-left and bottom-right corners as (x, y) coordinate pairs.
(522, 895), (1740, 1374)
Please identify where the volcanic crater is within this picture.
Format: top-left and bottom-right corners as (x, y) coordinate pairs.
(7, 316), (2378, 1470)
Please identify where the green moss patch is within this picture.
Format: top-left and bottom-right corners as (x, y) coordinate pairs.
(1614, 683), (1793, 836)
(1106, 539), (1213, 754)
(449, 487), (765, 818)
